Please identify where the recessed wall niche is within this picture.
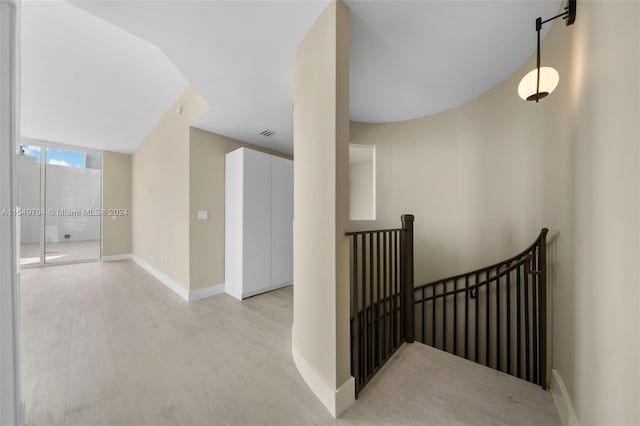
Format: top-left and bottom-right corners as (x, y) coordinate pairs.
(349, 144), (376, 221)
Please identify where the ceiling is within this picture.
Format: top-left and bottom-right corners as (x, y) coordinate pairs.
(348, 0), (560, 122)
(22, 0), (562, 155)
(70, 0), (331, 155)
(21, 1), (188, 153)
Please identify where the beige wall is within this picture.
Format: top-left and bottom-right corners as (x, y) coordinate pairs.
(292, 0), (351, 414)
(188, 127), (291, 290)
(568, 2), (639, 424)
(351, 2), (639, 423)
(102, 151), (131, 256)
(132, 86), (208, 289)
(133, 86), (291, 292)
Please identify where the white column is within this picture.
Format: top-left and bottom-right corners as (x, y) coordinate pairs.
(0, 0), (22, 424)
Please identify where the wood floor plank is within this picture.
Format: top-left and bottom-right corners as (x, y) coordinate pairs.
(21, 261), (560, 426)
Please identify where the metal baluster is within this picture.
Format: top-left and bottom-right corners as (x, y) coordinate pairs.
(443, 281), (447, 351)
(454, 278), (458, 356)
(475, 272), (479, 363)
(396, 231), (401, 345)
(517, 262), (522, 378)
(391, 232), (396, 349)
(422, 287), (426, 343)
(486, 269), (490, 367)
(369, 233), (374, 372)
(506, 263), (512, 375)
(524, 259), (531, 381)
(465, 276), (469, 359)
(539, 229), (548, 389)
(432, 283), (436, 347)
(532, 249), (539, 385)
(361, 234), (367, 378)
(376, 233), (381, 367)
(351, 236), (360, 393)
(382, 232), (387, 360)
(497, 267), (501, 371)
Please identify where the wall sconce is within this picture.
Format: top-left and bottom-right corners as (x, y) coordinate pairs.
(518, 0), (577, 102)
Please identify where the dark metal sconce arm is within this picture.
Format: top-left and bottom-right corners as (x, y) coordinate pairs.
(532, 0), (577, 102)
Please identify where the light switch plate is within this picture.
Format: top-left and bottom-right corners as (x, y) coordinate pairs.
(197, 210), (208, 220)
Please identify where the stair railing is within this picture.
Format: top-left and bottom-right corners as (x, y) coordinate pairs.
(346, 214), (414, 398)
(413, 228), (548, 388)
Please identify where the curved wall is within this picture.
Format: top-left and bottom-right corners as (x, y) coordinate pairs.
(350, 19), (572, 285)
(292, 0), (353, 417)
(350, 2), (639, 424)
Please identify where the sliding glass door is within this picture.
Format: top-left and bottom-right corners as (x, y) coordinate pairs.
(44, 147), (102, 263)
(19, 143), (102, 266)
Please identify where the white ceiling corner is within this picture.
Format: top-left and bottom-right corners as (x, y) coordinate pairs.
(70, 0), (332, 155)
(20, 0), (189, 153)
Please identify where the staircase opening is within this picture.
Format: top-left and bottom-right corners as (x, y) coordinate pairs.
(413, 228), (549, 388)
(347, 218), (548, 397)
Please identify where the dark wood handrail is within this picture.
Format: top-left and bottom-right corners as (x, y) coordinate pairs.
(414, 253), (533, 304)
(415, 228), (548, 289)
(345, 227), (403, 236)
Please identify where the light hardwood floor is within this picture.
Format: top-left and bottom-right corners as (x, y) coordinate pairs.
(20, 240), (101, 266)
(21, 261), (561, 425)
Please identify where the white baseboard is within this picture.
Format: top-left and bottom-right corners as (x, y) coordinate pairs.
(189, 283), (225, 302)
(227, 282), (292, 301)
(551, 369), (580, 426)
(131, 255), (189, 302)
(130, 255), (224, 303)
(101, 253), (132, 262)
(291, 338), (355, 417)
(225, 287), (242, 301)
(334, 374), (356, 417)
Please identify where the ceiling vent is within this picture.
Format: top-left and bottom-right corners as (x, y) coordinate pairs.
(260, 129), (275, 137)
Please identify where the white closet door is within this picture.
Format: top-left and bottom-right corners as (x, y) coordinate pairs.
(224, 149), (244, 299)
(242, 149), (272, 297)
(271, 156), (293, 287)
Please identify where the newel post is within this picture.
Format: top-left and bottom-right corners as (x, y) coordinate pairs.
(539, 228), (549, 389)
(401, 214), (415, 343)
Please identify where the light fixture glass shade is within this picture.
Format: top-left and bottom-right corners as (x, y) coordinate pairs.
(518, 66), (560, 101)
